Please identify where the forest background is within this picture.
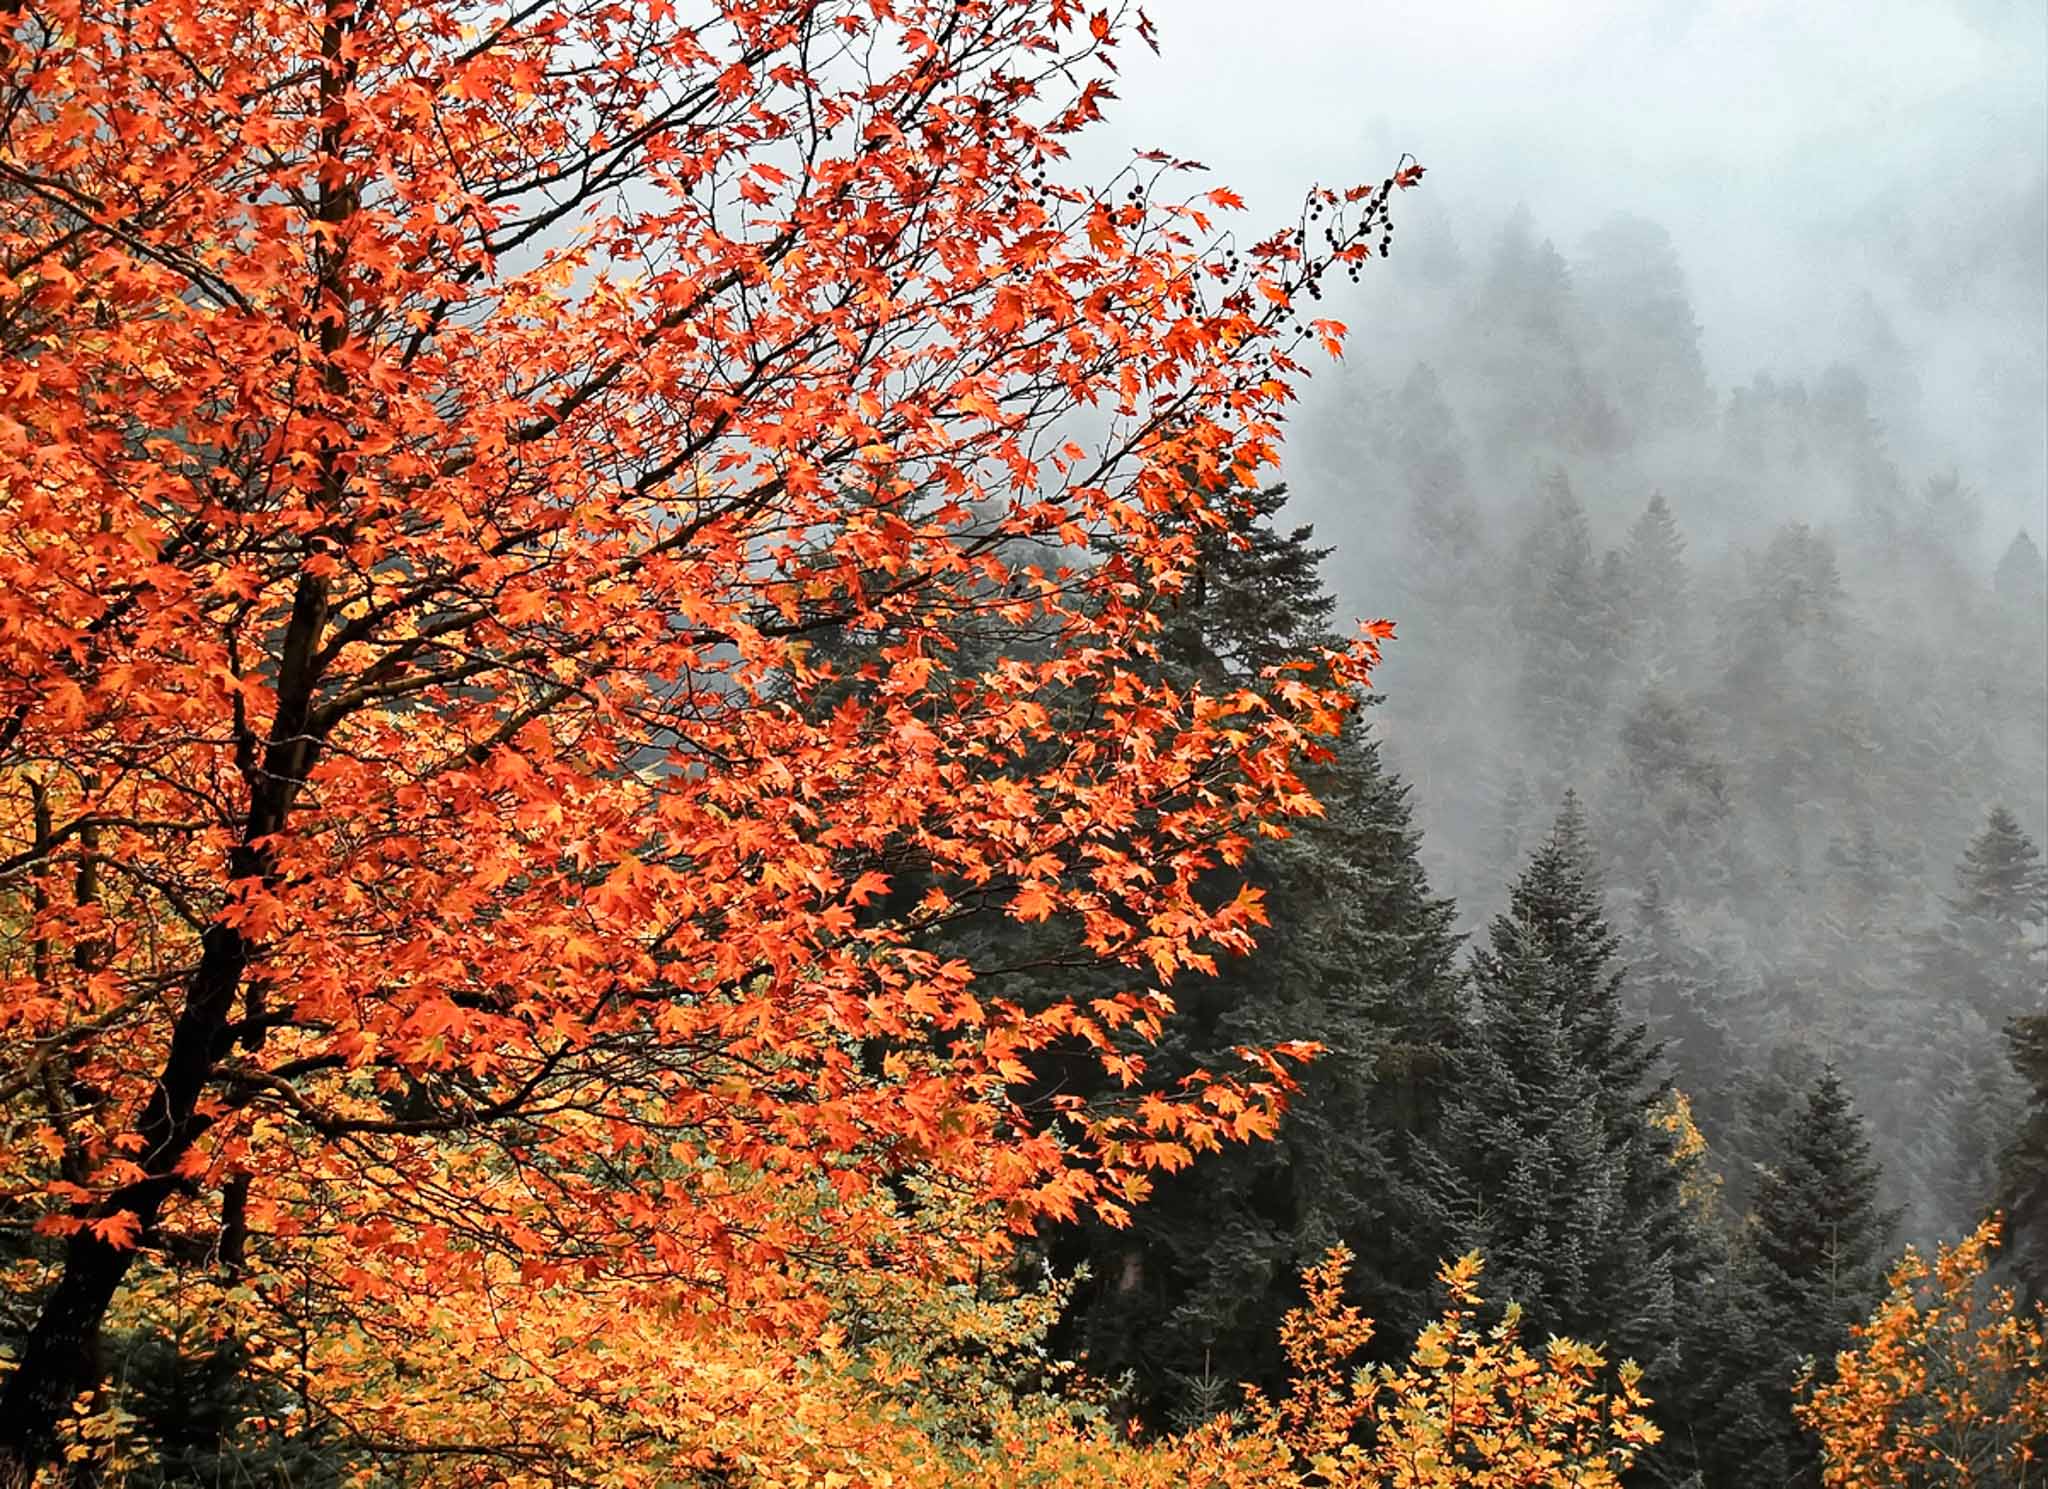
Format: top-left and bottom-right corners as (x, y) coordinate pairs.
(1, 0), (2044, 1486)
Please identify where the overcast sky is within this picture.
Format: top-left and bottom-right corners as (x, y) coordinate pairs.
(1074, 0), (2048, 540)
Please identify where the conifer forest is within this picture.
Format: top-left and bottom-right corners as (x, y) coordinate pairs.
(1, 0), (2043, 1485)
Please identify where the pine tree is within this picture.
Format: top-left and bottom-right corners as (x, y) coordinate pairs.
(1512, 473), (1618, 787)
(1575, 215), (1711, 440)
(1953, 805), (2048, 930)
(1418, 798), (1706, 1421)
(1389, 362), (1477, 556)
(1623, 877), (1740, 1143)
(1042, 487), (1467, 1428)
(1467, 208), (1620, 460)
(1994, 530), (2047, 610)
(1157, 481), (1340, 686)
(1720, 1042), (1828, 1216)
(1998, 1013), (2048, 1305)
(1604, 686), (1731, 897)
(1750, 1067), (1894, 1356)
(1811, 362), (1909, 544)
(1621, 492), (1691, 676)
(1909, 807), (2048, 1237)
(1598, 546), (1634, 672)
(1706, 1066), (1895, 1489)
(1057, 724), (1466, 1426)
(107, 1312), (349, 1487)
(1714, 523), (1876, 869)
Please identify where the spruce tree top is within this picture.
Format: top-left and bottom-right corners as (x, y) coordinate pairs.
(1954, 806), (2047, 924)
(1750, 1064), (1894, 1320)
(1994, 530), (2046, 607)
(1492, 791), (1617, 989)
(1625, 493), (1686, 586)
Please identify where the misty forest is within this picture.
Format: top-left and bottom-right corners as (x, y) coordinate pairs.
(1, 0), (2044, 1486)
(1040, 198), (2048, 1475)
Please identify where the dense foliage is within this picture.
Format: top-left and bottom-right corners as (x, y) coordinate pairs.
(1795, 1218), (2048, 1487)
(3, 0), (2043, 1484)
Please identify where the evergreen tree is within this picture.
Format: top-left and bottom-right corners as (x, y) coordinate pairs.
(1158, 481), (1340, 686)
(1389, 362), (1477, 555)
(107, 1312), (350, 1487)
(1997, 1013), (2048, 1305)
(1952, 805), (2048, 930)
(1598, 545), (1634, 671)
(1623, 877), (1740, 1143)
(1042, 486), (1467, 1428)
(1749, 1067), (1894, 1358)
(1811, 362), (1909, 545)
(1575, 215), (1711, 440)
(1512, 473), (1618, 786)
(1714, 522), (1878, 872)
(1908, 807), (2048, 1237)
(1994, 529), (2047, 610)
(1621, 492), (1691, 677)
(1056, 723), (1465, 1425)
(1921, 1041), (2027, 1240)
(1700, 1066), (1894, 1489)
(1604, 687), (1731, 898)
(1417, 798), (1708, 1433)
(1467, 208), (1620, 460)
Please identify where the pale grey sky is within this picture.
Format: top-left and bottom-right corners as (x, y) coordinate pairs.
(1075, 0), (2047, 537)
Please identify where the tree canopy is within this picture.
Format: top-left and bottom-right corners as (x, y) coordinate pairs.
(0, 0), (1418, 1474)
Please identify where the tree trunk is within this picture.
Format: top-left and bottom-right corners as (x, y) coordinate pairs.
(2, 3), (356, 1473)
(0, 921), (251, 1482)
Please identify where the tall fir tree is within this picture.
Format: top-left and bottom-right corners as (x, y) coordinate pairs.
(1998, 1013), (2048, 1305)
(1621, 492), (1691, 678)
(1994, 529), (2047, 610)
(1416, 795), (1713, 1466)
(1156, 481), (1343, 686)
(1467, 207), (1620, 460)
(1696, 1065), (1894, 1489)
(1909, 807), (2048, 1238)
(1574, 215), (1712, 442)
(1749, 1066), (1894, 1363)
(1389, 362), (1479, 567)
(1713, 522), (1881, 880)
(1040, 485), (1467, 1429)
(1604, 686), (1732, 901)
(1511, 473), (1619, 789)
(1621, 876), (1741, 1144)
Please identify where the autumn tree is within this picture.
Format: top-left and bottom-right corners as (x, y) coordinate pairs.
(0, 0), (1423, 1475)
(1245, 1246), (1661, 1489)
(1795, 1217), (2048, 1488)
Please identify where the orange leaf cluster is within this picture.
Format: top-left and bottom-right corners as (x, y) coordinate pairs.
(1796, 1216), (2048, 1488)
(45, 1217), (1660, 1487)
(0, 0), (1411, 1472)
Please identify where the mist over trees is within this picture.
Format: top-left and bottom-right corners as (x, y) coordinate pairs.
(1287, 201), (2048, 1263)
(4, 0), (2044, 1483)
(1010, 211), (2048, 1467)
